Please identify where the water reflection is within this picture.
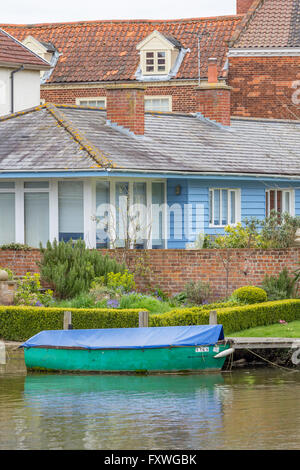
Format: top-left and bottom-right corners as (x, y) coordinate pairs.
(0, 354), (300, 450)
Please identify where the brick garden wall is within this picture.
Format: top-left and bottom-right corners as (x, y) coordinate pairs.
(1, 248), (300, 299)
(228, 56), (300, 120)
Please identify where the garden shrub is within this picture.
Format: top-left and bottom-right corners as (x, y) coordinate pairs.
(14, 272), (54, 307)
(183, 280), (211, 305)
(92, 270), (135, 293)
(261, 269), (298, 301)
(0, 307), (142, 342)
(0, 266), (14, 280)
(150, 300), (300, 334)
(231, 286), (267, 304)
(39, 239), (126, 299)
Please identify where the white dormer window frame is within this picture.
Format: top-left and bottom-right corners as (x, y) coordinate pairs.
(137, 30), (179, 77)
(76, 97), (107, 108)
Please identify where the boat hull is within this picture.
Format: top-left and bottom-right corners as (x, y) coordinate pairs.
(24, 343), (231, 373)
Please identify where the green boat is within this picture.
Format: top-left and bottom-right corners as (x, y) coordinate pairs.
(21, 325), (234, 374)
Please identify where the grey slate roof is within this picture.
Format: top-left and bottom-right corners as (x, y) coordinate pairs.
(1, 103), (300, 177)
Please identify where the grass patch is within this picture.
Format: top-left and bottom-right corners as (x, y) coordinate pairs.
(231, 320), (300, 338)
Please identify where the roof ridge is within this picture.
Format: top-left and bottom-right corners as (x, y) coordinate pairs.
(0, 104), (45, 122)
(45, 103), (116, 169)
(228, 0), (264, 47)
(1, 15), (242, 29)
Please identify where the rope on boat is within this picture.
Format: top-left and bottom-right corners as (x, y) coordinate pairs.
(245, 348), (300, 373)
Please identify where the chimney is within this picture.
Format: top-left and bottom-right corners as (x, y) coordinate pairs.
(105, 84), (146, 135)
(236, 0), (254, 15)
(195, 58), (231, 127)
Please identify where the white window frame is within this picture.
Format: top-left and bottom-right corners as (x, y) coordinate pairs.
(144, 95), (172, 112)
(0, 182), (16, 244)
(76, 97), (107, 108)
(141, 50), (171, 75)
(209, 188), (241, 228)
(265, 189), (295, 216)
(95, 178), (167, 249)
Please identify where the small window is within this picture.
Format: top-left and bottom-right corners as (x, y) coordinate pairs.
(209, 189), (239, 227)
(266, 189), (293, 216)
(144, 51), (167, 74)
(76, 98), (106, 108)
(145, 96), (172, 112)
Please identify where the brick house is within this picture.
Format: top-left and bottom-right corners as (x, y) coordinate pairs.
(1, 0), (299, 119)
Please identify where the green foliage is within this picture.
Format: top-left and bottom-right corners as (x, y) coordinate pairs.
(118, 293), (172, 314)
(39, 239), (126, 299)
(261, 269), (298, 301)
(92, 270), (135, 293)
(0, 306), (143, 342)
(231, 286), (267, 304)
(14, 272), (54, 307)
(208, 212), (300, 250)
(150, 300), (300, 335)
(0, 243), (33, 251)
(212, 222), (260, 249)
(183, 280), (211, 305)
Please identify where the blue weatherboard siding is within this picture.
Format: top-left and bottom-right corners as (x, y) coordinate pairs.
(167, 178), (300, 248)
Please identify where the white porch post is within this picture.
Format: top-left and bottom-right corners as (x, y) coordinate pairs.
(15, 180), (24, 244)
(49, 180), (59, 243)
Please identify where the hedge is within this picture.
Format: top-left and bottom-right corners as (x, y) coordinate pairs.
(1, 300), (300, 341)
(150, 300), (300, 335)
(0, 306), (142, 342)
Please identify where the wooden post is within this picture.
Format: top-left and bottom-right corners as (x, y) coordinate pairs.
(139, 311), (149, 328)
(64, 311), (72, 330)
(209, 310), (217, 325)
(0, 341), (6, 365)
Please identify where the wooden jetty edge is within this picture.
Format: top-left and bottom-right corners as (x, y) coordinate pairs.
(227, 337), (300, 350)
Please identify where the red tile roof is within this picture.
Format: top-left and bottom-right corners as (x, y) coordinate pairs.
(0, 28), (50, 68)
(230, 0), (300, 48)
(1, 16), (241, 83)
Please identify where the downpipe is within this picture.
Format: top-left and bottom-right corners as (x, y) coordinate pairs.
(10, 65), (24, 114)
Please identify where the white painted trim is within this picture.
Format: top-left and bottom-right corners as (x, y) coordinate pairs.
(144, 95), (172, 112)
(209, 188), (240, 228)
(84, 179), (96, 248)
(228, 48), (300, 57)
(49, 180), (59, 243)
(15, 180), (24, 244)
(76, 97), (107, 107)
(265, 188), (295, 216)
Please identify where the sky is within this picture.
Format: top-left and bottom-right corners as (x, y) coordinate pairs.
(1, 0), (237, 24)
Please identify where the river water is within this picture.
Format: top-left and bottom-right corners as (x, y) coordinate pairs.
(0, 350), (300, 450)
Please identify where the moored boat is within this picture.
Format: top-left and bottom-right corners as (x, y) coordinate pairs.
(21, 325), (233, 374)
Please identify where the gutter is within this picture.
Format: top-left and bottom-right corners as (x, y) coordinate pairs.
(10, 65), (24, 114)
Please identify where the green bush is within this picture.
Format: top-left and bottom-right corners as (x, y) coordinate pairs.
(261, 269), (298, 301)
(39, 239), (126, 299)
(231, 286), (267, 304)
(0, 306), (142, 342)
(182, 280), (211, 305)
(14, 272), (54, 307)
(150, 300), (300, 334)
(92, 270), (135, 293)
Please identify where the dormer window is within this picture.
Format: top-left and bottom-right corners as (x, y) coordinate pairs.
(137, 30), (185, 79)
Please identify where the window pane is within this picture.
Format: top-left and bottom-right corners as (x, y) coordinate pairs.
(24, 181), (49, 189)
(157, 52), (165, 58)
(145, 98), (170, 112)
(96, 181), (110, 249)
(0, 193), (15, 244)
(116, 182), (129, 247)
(230, 191), (236, 224)
(58, 181), (84, 242)
(132, 182), (147, 248)
(284, 192), (291, 214)
(209, 190), (213, 225)
(277, 191), (282, 214)
(25, 192), (49, 248)
(222, 190), (228, 225)
(214, 190), (220, 226)
(146, 52), (154, 58)
(0, 182), (15, 189)
(269, 190), (275, 212)
(152, 182), (164, 248)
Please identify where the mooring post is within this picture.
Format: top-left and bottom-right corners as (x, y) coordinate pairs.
(209, 310), (218, 325)
(139, 311), (149, 328)
(63, 311), (72, 330)
(0, 341), (6, 365)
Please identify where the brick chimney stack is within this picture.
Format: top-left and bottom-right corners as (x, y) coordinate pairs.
(236, 0), (254, 15)
(105, 84), (146, 135)
(195, 58), (231, 127)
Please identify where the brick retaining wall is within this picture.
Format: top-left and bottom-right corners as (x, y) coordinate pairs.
(1, 248), (300, 299)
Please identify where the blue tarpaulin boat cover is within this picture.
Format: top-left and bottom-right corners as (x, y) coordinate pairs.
(21, 325), (224, 350)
